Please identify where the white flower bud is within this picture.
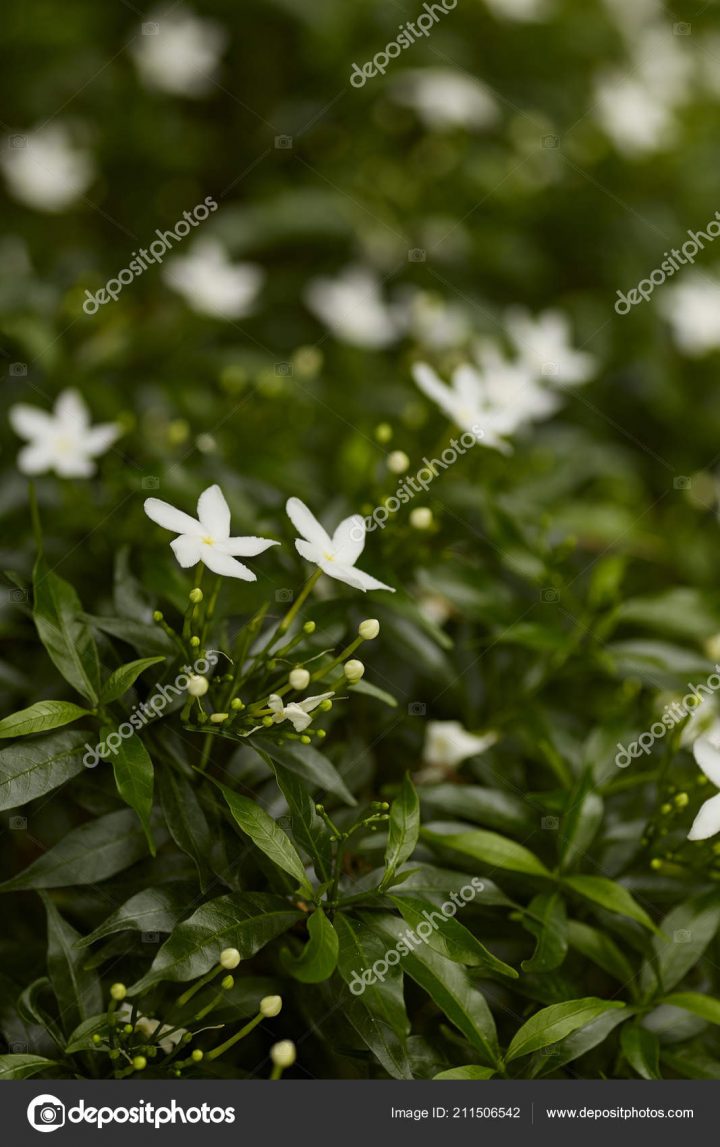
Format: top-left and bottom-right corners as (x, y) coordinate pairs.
(219, 947), (241, 969)
(410, 507), (433, 530)
(344, 659), (365, 683)
(387, 450), (410, 474)
(358, 619), (380, 640)
(270, 1040), (296, 1068)
(260, 994), (283, 1017)
(289, 668), (310, 691)
(210, 712), (229, 723)
(186, 675), (209, 697)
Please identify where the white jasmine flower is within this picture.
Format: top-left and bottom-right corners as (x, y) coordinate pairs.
(505, 307), (596, 387)
(399, 290), (471, 350)
(424, 721), (498, 769)
(144, 484), (279, 580)
(163, 239), (264, 319)
(594, 74), (675, 157)
(659, 272), (720, 357)
(286, 497), (395, 593)
(117, 1004), (187, 1054)
(268, 692), (334, 732)
(688, 723), (720, 840)
(391, 69), (498, 131)
(130, 9), (227, 97)
(485, 0), (550, 20)
(9, 389), (120, 477)
(304, 266), (400, 349)
(1, 125), (94, 213)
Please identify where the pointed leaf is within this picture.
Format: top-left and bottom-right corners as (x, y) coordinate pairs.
(282, 907), (339, 983)
(33, 556), (100, 704)
(215, 781), (313, 897)
(381, 773), (420, 889)
(0, 730), (89, 811)
(100, 656), (166, 704)
(506, 997), (626, 1062)
(422, 827), (551, 877)
(563, 875), (655, 931)
(0, 809), (147, 891)
(0, 701), (91, 739)
(110, 733), (155, 855)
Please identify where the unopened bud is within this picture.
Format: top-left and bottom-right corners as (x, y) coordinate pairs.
(191, 1049), (204, 1062)
(375, 422), (393, 444)
(220, 947), (241, 969)
(152, 611), (163, 623)
(189, 588), (203, 604)
(221, 975), (234, 990)
(270, 1040), (296, 1068)
(344, 659), (365, 683)
(303, 621), (316, 634)
(190, 635), (200, 648)
(409, 507), (433, 530)
(186, 675), (209, 697)
(289, 668), (310, 690)
(358, 619), (379, 640)
(231, 697), (244, 710)
(210, 712), (229, 723)
(387, 450), (410, 474)
(132, 1056), (147, 1071)
(260, 994), (282, 1017)
(110, 983), (127, 1001)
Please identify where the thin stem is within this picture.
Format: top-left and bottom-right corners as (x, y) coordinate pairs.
(278, 569), (322, 634)
(206, 1012), (263, 1061)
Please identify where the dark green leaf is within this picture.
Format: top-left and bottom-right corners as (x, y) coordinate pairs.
(662, 991), (720, 1025)
(270, 763), (332, 882)
(251, 737), (356, 806)
(381, 773), (420, 889)
(0, 1054), (63, 1080)
(0, 730), (89, 811)
(100, 656), (166, 703)
(33, 557), (101, 704)
(639, 893), (720, 997)
(567, 920), (636, 986)
(621, 1023), (661, 1079)
(433, 1065), (496, 1079)
(506, 997), (626, 1061)
(43, 895), (102, 1035)
(563, 875), (655, 931)
(110, 733), (155, 855)
(76, 885), (196, 948)
(390, 894), (517, 978)
(0, 701), (91, 739)
(531, 1008), (631, 1077)
(215, 781), (313, 896)
(422, 827), (551, 877)
(558, 787), (603, 872)
(282, 907), (339, 982)
(522, 893), (568, 973)
(157, 768), (214, 890)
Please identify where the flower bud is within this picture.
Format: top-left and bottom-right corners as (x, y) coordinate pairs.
(409, 507), (433, 530)
(110, 983), (127, 1001)
(189, 587), (204, 604)
(303, 621), (316, 634)
(375, 422), (392, 444)
(191, 1049), (204, 1063)
(358, 619), (379, 640)
(231, 697), (244, 710)
(92, 1033), (102, 1045)
(152, 611), (163, 623)
(300, 735), (311, 744)
(186, 675), (209, 697)
(210, 712), (229, 723)
(219, 947), (240, 970)
(190, 635), (200, 648)
(260, 995), (282, 1018)
(221, 974), (234, 990)
(263, 715), (274, 727)
(270, 1040), (296, 1068)
(289, 668), (310, 690)
(320, 699), (333, 711)
(132, 1056), (147, 1071)
(387, 450), (410, 474)
(344, 659), (365, 683)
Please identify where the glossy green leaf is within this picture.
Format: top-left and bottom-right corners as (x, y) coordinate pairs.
(390, 893), (517, 978)
(0, 809), (147, 891)
(433, 1065), (496, 1079)
(422, 827), (551, 877)
(621, 1023), (661, 1079)
(0, 1054), (63, 1080)
(33, 556), (101, 704)
(100, 656), (166, 703)
(216, 781), (313, 897)
(521, 892), (568, 973)
(43, 895), (102, 1035)
(0, 729), (89, 811)
(157, 768), (214, 890)
(662, 991), (720, 1025)
(531, 1008), (631, 1077)
(506, 997), (626, 1061)
(0, 700), (91, 739)
(76, 884), (196, 948)
(250, 737), (356, 806)
(270, 762), (332, 882)
(110, 733), (155, 855)
(282, 906), (339, 982)
(381, 773), (420, 889)
(558, 786), (603, 872)
(563, 875), (655, 931)
(65, 1014), (110, 1054)
(567, 920), (636, 986)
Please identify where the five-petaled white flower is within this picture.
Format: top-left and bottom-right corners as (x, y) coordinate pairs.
(505, 307), (596, 387)
(130, 9), (227, 98)
(1, 125), (94, 213)
(268, 692), (334, 732)
(9, 389), (120, 477)
(163, 239), (264, 320)
(304, 266), (401, 349)
(423, 721), (498, 769)
(659, 272), (720, 358)
(688, 722), (720, 840)
(144, 484), (279, 580)
(286, 497), (395, 593)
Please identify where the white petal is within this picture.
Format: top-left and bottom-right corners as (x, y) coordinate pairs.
(197, 484), (231, 539)
(55, 389), (89, 432)
(295, 539), (323, 564)
(54, 455), (95, 477)
(201, 546), (256, 580)
(217, 536), (280, 557)
(8, 404), (54, 441)
(268, 695), (284, 714)
(170, 534), (203, 568)
(331, 514), (366, 565)
(693, 735), (720, 788)
(298, 692), (334, 713)
(413, 362), (463, 423)
(84, 423), (121, 455)
(284, 704), (312, 732)
(286, 497), (332, 548)
(688, 792), (720, 841)
(144, 498), (202, 535)
(16, 442), (53, 474)
(326, 562), (395, 593)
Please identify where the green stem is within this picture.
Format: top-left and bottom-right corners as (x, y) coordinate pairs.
(278, 569), (322, 634)
(200, 575), (222, 650)
(206, 1012), (263, 1061)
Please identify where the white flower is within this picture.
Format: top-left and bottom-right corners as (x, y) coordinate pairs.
(505, 307), (596, 387)
(144, 484), (279, 580)
(286, 497), (395, 593)
(391, 69), (498, 131)
(399, 290), (471, 350)
(163, 239), (264, 319)
(9, 389), (120, 477)
(688, 723), (720, 840)
(130, 9), (227, 97)
(594, 74), (675, 157)
(117, 1003), (187, 1054)
(304, 266), (400, 349)
(424, 721), (498, 769)
(484, 0), (550, 20)
(1, 125), (94, 213)
(659, 272), (720, 357)
(268, 692), (334, 732)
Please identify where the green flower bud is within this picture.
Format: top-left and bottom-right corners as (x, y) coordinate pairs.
(110, 983), (127, 1001)
(132, 1056), (147, 1071)
(152, 611), (163, 623)
(221, 975), (234, 990)
(270, 1040), (296, 1068)
(231, 698), (244, 710)
(260, 995), (282, 1018)
(192, 1049), (204, 1063)
(186, 675), (209, 697)
(344, 659), (365, 683)
(190, 635), (200, 648)
(303, 620), (316, 634)
(262, 715), (274, 727)
(189, 588), (204, 604)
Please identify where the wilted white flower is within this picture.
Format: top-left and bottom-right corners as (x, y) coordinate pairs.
(424, 721), (498, 768)
(688, 722), (720, 840)
(130, 9), (227, 97)
(144, 484), (279, 580)
(304, 266), (400, 349)
(268, 692), (334, 732)
(1, 125), (94, 213)
(9, 389), (120, 477)
(391, 69), (498, 131)
(163, 239), (264, 319)
(659, 272), (720, 357)
(287, 497), (395, 593)
(505, 307), (596, 387)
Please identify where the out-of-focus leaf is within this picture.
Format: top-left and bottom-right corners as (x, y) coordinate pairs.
(558, 785), (603, 872)
(0, 809), (147, 891)
(662, 991), (720, 1025)
(33, 557), (100, 705)
(640, 893), (720, 997)
(420, 785), (535, 835)
(567, 920), (636, 986)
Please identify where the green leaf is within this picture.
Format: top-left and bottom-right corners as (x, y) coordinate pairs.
(567, 920), (636, 986)
(110, 733), (155, 855)
(389, 864), (515, 908)
(530, 1008), (631, 1077)
(521, 893), (568, 973)
(130, 892), (301, 991)
(390, 894), (518, 979)
(433, 1066), (496, 1080)
(43, 895), (102, 1035)
(381, 773), (420, 889)
(33, 556), (101, 704)
(420, 785), (535, 835)
(157, 768), (214, 890)
(422, 827), (551, 877)
(639, 893), (720, 997)
(215, 781), (313, 897)
(282, 907), (339, 982)
(0, 730), (89, 811)
(65, 1014), (110, 1054)
(76, 885), (196, 948)
(662, 991), (720, 1025)
(558, 786), (603, 872)
(100, 656), (166, 703)
(250, 737), (356, 806)
(506, 997), (626, 1061)
(563, 875), (655, 931)
(348, 679), (398, 707)
(333, 913), (412, 1080)
(270, 763), (332, 883)
(621, 1023), (661, 1079)
(0, 809), (148, 891)
(0, 700), (91, 739)
(0, 1054), (63, 1080)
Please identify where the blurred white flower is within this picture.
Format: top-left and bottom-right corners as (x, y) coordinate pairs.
(268, 692), (334, 732)
(144, 484), (279, 580)
(659, 272), (720, 357)
(286, 497), (395, 593)
(9, 389), (120, 477)
(398, 289), (471, 349)
(117, 1004), (187, 1054)
(391, 69), (498, 131)
(484, 0), (550, 20)
(304, 266), (400, 348)
(594, 74), (676, 157)
(505, 307), (596, 387)
(423, 720), (498, 770)
(688, 722), (720, 840)
(1, 126), (94, 213)
(130, 10), (227, 97)
(163, 239), (264, 319)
